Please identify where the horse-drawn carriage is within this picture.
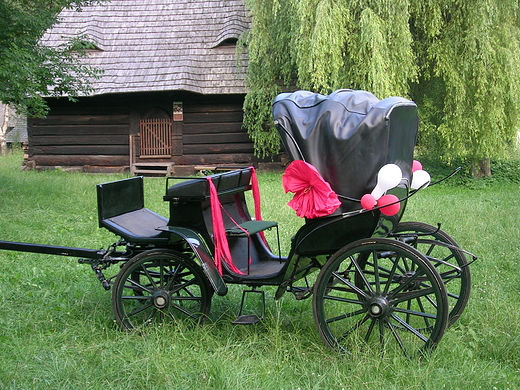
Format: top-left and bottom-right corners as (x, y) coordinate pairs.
(0, 89), (473, 356)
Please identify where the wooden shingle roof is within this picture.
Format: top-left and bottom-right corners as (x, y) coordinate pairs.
(42, 0), (250, 96)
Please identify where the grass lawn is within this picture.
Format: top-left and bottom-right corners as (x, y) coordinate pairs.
(0, 150), (519, 389)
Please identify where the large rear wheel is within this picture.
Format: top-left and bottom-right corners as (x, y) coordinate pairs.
(313, 238), (448, 356)
(392, 222), (471, 327)
(112, 249), (213, 330)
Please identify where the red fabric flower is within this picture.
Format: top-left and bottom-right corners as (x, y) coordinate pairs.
(282, 160), (341, 219)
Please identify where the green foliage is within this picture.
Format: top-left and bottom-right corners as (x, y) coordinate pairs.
(411, 0), (520, 163)
(413, 153), (520, 189)
(293, 0), (351, 92)
(241, 0), (295, 158)
(0, 0), (104, 117)
(243, 0), (520, 167)
(488, 159), (520, 183)
(243, 0), (418, 158)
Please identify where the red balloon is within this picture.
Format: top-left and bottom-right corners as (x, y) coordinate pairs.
(361, 194), (377, 210)
(412, 160), (422, 172)
(377, 194), (401, 216)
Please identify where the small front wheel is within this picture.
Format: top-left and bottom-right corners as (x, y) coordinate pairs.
(313, 238), (449, 356)
(112, 249), (213, 330)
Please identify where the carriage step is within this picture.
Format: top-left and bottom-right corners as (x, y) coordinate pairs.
(232, 314), (262, 325)
(232, 288), (265, 325)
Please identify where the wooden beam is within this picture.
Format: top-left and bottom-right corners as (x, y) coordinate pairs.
(30, 155), (129, 166)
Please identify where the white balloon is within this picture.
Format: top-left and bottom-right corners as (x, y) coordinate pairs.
(371, 164), (403, 199)
(411, 169), (431, 189)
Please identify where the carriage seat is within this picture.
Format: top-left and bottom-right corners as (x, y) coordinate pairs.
(164, 167), (253, 202)
(164, 168), (281, 275)
(97, 177), (169, 245)
(164, 167), (276, 237)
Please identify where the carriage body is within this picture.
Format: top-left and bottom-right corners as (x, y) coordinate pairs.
(86, 89), (472, 354)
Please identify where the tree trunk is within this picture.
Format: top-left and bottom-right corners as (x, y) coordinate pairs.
(471, 158), (491, 178)
(0, 104), (8, 155)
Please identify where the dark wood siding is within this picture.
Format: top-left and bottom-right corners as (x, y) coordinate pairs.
(26, 91), (259, 170)
(177, 97), (255, 165)
(27, 98), (131, 168)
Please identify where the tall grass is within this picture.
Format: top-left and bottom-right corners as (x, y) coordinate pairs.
(0, 150), (519, 389)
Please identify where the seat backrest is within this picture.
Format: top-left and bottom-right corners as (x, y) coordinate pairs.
(164, 168), (252, 202)
(97, 176), (144, 227)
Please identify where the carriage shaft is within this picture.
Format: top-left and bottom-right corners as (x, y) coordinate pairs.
(0, 240), (105, 259)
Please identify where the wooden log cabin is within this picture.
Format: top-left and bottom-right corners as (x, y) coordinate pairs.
(27, 0), (267, 175)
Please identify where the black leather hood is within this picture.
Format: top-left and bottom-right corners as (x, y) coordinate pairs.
(273, 89), (418, 213)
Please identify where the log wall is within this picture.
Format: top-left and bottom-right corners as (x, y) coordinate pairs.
(26, 91), (258, 172)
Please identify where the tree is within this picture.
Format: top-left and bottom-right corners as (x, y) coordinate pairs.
(410, 0), (520, 176)
(0, 0), (103, 118)
(242, 0), (520, 176)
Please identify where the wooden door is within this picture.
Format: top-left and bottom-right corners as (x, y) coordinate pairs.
(139, 118), (173, 157)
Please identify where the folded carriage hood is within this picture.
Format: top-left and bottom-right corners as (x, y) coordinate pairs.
(272, 89), (418, 213)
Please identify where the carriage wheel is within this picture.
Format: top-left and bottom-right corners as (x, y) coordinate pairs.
(392, 222), (471, 327)
(313, 238), (448, 356)
(112, 249), (213, 330)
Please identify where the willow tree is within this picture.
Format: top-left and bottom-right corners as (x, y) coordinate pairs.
(410, 0), (520, 176)
(242, 0), (520, 176)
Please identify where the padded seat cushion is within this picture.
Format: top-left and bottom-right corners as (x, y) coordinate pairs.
(101, 208), (169, 244)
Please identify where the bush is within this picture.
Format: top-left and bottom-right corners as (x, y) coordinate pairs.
(416, 155), (520, 187)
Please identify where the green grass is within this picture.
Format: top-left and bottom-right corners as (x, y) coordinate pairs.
(0, 150), (519, 389)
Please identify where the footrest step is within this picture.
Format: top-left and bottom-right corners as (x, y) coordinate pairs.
(226, 220), (278, 236)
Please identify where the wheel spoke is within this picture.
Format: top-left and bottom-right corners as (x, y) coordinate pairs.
(331, 271), (371, 299)
(388, 269), (426, 297)
(323, 293), (364, 305)
(415, 295), (432, 328)
(165, 264), (183, 290)
(392, 306), (438, 320)
(383, 255), (400, 295)
(125, 276), (153, 294)
(336, 313), (371, 343)
(378, 318), (388, 346)
(391, 313), (429, 342)
(126, 301), (154, 318)
(169, 277), (198, 296)
(140, 263), (160, 289)
(372, 249), (381, 295)
(351, 255), (374, 294)
(424, 242), (436, 257)
(438, 269), (462, 283)
(391, 286), (436, 305)
(364, 316), (377, 342)
(325, 307), (367, 324)
(122, 294), (151, 301)
(170, 302), (202, 319)
(387, 320), (408, 356)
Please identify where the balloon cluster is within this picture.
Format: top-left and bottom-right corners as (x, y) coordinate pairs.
(360, 161), (430, 216)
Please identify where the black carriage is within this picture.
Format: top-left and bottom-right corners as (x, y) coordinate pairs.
(0, 89), (473, 356)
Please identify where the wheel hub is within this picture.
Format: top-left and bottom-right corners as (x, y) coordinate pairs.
(368, 297), (390, 318)
(393, 270), (421, 291)
(152, 291), (170, 309)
